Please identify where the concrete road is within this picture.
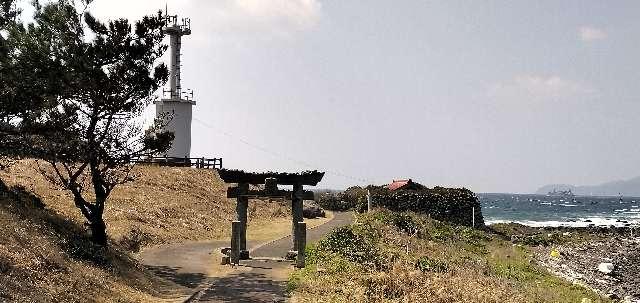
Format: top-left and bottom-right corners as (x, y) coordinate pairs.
(191, 212), (354, 302)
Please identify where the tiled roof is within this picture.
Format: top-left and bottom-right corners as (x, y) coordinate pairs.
(387, 179), (411, 191)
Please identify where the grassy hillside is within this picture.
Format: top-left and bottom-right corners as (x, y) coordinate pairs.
(0, 160), (290, 302)
(288, 210), (608, 303)
(0, 160), (289, 249)
(0, 189), (186, 302)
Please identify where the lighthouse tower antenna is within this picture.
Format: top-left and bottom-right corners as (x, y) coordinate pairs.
(154, 9), (195, 159)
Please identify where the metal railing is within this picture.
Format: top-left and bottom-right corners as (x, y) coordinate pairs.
(126, 156), (222, 169)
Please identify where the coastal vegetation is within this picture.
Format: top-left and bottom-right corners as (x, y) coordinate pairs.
(288, 210), (609, 303)
(317, 185), (483, 227)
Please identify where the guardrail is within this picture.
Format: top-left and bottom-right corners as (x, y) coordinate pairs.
(126, 156), (222, 169)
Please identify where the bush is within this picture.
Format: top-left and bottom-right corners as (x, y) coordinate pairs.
(390, 213), (419, 235)
(119, 227), (153, 252)
(0, 256), (11, 274)
(315, 192), (358, 211)
(320, 226), (375, 263)
(371, 187), (484, 227)
(416, 256), (448, 273)
(315, 224), (387, 269)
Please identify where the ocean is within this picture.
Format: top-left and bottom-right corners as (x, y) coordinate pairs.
(479, 193), (640, 227)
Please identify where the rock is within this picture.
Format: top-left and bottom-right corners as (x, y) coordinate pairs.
(220, 256), (230, 265)
(303, 205), (325, 219)
(286, 250), (298, 260)
(598, 262), (615, 274)
(607, 293), (620, 300)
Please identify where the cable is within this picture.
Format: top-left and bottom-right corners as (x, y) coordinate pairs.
(192, 117), (374, 184)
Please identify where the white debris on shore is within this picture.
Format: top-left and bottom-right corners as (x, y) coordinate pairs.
(536, 236), (640, 302)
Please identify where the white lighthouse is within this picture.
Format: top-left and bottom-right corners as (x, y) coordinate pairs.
(154, 12), (195, 159)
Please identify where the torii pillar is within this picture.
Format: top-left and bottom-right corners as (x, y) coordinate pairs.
(235, 183), (249, 259)
(291, 183), (304, 252)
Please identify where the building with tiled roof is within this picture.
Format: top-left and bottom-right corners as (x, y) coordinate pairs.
(386, 179), (426, 191)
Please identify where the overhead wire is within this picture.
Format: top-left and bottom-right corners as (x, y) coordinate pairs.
(192, 117), (374, 184)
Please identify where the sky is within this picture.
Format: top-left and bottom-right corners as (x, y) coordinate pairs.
(19, 1), (640, 193)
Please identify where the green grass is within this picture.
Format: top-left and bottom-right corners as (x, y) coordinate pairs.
(288, 210), (609, 303)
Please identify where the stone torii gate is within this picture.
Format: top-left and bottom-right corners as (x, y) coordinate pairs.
(218, 169), (324, 267)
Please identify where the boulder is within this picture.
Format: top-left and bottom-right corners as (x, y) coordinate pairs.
(598, 262), (615, 274)
(220, 256), (230, 265)
(606, 293), (620, 300)
(303, 205), (325, 219)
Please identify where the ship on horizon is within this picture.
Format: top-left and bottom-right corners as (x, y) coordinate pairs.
(547, 188), (575, 198)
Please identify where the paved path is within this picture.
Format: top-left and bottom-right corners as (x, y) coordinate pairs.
(193, 211), (354, 303)
(141, 240), (256, 289)
(140, 212), (354, 303)
(252, 211), (354, 258)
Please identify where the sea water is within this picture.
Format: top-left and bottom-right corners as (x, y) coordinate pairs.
(479, 193), (640, 227)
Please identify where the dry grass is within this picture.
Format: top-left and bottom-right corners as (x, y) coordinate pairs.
(0, 160), (290, 249)
(0, 160), (296, 302)
(247, 211), (334, 244)
(0, 192), (187, 302)
(289, 210), (609, 303)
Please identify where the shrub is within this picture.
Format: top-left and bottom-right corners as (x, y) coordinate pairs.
(320, 226), (375, 263)
(371, 187), (484, 227)
(119, 228), (153, 252)
(416, 256), (448, 273)
(0, 256), (11, 274)
(315, 192), (357, 211)
(315, 224), (387, 269)
(390, 213), (419, 235)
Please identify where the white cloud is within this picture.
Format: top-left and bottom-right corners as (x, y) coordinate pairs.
(87, 0), (321, 37)
(488, 75), (597, 103)
(193, 0), (321, 38)
(579, 26), (606, 42)
(234, 0), (321, 29)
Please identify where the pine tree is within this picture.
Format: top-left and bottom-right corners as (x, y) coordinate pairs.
(0, 0), (174, 245)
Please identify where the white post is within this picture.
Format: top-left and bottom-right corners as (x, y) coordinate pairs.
(367, 190), (372, 212)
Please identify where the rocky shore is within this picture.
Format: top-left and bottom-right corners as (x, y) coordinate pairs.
(534, 231), (640, 302)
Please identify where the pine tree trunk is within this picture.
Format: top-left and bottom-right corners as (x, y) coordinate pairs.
(89, 216), (108, 246)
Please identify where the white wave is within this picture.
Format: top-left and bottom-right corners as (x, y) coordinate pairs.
(486, 217), (640, 228)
